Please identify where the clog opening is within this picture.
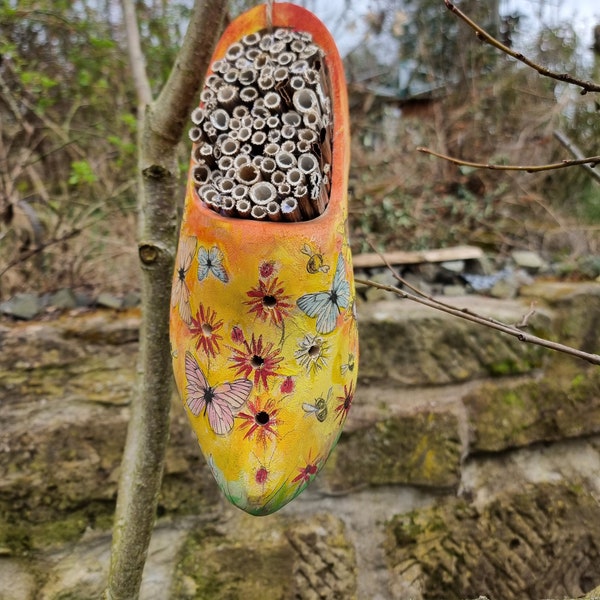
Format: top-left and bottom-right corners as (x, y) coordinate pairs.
(188, 26), (335, 223)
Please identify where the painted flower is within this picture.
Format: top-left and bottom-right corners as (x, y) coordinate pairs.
(231, 326), (245, 344)
(189, 304), (223, 358)
(280, 376), (295, 394)
(244, 277), (292, 327)
(238, 397), (281, 447)
(259, 260), (277, 279)
(171, 235), (196, 325)
(335, 382), (354, 423)
(255, 465), (269, 486)
(229, 334), (283, 389)
(292, 452), (319, 485)
(294, 333), (328, 373)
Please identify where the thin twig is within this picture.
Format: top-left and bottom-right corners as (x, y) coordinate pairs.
(444, 0), (600, 94)
(417, 146), (600, 174)
(553, 130), (600, 184)
(366, 239), (539, 330)
(121, 0), (152, 111)
(355, 278), (600, 366)
(0, 229), (82, 278)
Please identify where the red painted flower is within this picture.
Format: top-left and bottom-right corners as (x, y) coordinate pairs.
(259, 260), (276, 279)
(334, 382), (354, 423)
(229, 334), (283, 389)
(255, 466), (269, 485)
(231, 325), (245, 344)
(280, 376), (295, 394)
(292, 452), (319, 485)
(238, 397), (281, 447)
(244, 277), (292, 327)
(189, 304), (223, 358)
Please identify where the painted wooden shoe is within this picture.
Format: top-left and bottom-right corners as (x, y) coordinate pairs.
(170, 3), (358, 515)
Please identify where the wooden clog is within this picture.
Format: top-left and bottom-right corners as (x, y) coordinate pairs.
(170, 3), (358, 515)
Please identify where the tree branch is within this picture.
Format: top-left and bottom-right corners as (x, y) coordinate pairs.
(151, 0), (228, 145)
(553, 130), (600, 184)
(121, 0), (152, 110)
(356, 278), (600, 365)
(443, 0), (600, 94)
(0, 228), (81, 278)
(358, 245), (600, 366)
(105, 2), (227, 599)
(417, 146), (600, 175)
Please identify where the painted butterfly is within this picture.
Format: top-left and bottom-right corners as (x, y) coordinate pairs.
(185, 352), (252, 435)
(296, 254), (350, 334)
(197, 245), (229, 283)
(171, 236), (197, 325)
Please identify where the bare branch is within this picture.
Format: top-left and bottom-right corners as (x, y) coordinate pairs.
(553, 130), (600, 184)
(121, 0), (152, 110)
(417, 146), (600, 175)
(151, 0), (227, 145)
(360, 242), (600, 365)
(0, 229), (82, 278)
(355, 277), (600, 366)
(444, 0), (600, 94)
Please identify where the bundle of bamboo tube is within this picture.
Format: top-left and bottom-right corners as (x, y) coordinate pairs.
(188, 27), (333, 222)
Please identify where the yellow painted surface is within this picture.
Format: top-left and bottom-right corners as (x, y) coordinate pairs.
(169, 3), (358, 515)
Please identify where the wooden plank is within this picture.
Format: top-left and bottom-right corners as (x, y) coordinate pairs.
(352, 245), (484, 269)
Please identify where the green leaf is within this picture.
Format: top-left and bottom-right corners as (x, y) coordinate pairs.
(68, 160), (97, 185)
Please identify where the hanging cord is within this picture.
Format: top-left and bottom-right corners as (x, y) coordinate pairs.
(266, 0), (273, 29)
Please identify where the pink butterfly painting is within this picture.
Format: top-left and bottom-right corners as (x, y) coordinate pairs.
(185, 352), (252, 435)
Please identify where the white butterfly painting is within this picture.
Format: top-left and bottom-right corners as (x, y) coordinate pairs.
(296, 254), (351, 334)
(197, 245), (229, 283)
(171, 235), (196, 325)
(185, 352), (252, 435)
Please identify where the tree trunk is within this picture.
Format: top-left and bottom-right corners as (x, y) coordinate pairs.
(104, 1), (227, 598)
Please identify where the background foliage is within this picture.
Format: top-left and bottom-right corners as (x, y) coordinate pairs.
(1, 0), (598, 301)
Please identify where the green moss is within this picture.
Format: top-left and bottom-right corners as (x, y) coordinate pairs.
(0, 503), (114, 555)
(466, 364), (600, 453)
(388, 514), (424, 546)
(385, 483), (600, 600)
(570, 373), (586, 388)
(488, 357), (536, 377)
(172, 525), (294, 600)
(502, 390), (525, 409)
(327, 412), (461, 491)
(171, 515), (357, 599)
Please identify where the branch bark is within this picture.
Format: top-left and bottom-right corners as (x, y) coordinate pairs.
(355, 277), (600, 366)
(104, 1), (227, 599)
(417, 146), (600, 176)
(443, 0), (600, 94)
(121, 0), (152, 111)
(553, 130), (600, 184)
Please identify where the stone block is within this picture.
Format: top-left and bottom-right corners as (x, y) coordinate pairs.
(385, 482), (600, 600)
(465, 365), (600, 453)
(357, 298), (550, 386)
(171, 512), (357, 599)
(325, 386), (463, 491)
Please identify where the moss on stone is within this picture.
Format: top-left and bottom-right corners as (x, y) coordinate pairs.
(385, 482), (600, 600)
(0, 503), (114, 555)
(357, 302), (547, 386)
(326, 411), (462, 491)
(171, 514), (356, 599)
(466, 365), (600, 453)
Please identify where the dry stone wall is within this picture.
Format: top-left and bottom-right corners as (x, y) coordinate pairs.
(0, 282), (599, 599)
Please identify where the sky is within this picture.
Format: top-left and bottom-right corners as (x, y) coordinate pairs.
(302, 0), (600, 58)
(503, 0), (599, 48)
